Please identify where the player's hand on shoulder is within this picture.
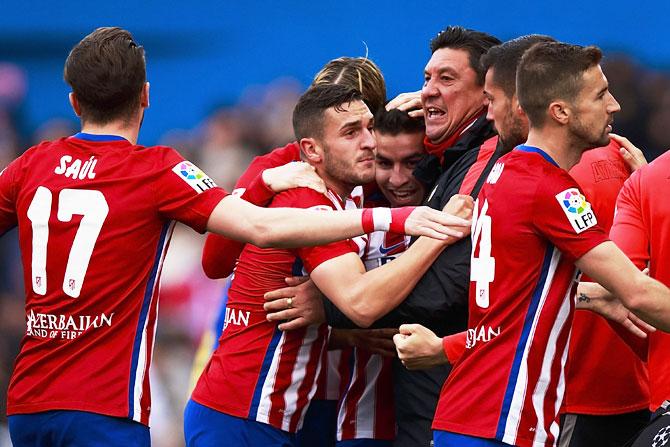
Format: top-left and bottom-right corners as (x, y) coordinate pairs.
(610, 133), (648, 172)
(393, 324), (447, 370)
(262, 162), (327, 194)
(264, 276), (326, 330)
(385, 91), (424, 118)
(443, 194), (474, 221)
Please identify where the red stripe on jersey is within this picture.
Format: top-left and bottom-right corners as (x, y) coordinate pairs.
(289, 325), (329, 432)
(268, 328), (307, 428)
(458, 136), (498, 195)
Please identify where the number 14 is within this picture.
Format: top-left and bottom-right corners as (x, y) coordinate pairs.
(471, 199), (495, 308)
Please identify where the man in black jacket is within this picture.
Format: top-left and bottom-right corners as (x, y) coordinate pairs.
(325, 27), (502, 446)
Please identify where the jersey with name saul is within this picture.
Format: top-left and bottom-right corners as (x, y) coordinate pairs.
(0, 133), (227, 425)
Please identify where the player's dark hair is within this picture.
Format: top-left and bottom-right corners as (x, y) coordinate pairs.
(293, 84), (363, 141)
(312, 57), (387, 114)
(64, 27), (146, 125)
(374, 108), (425, 136)
(430, 26), (501, 85)
(517, 42), (603, 127)
(480, 35), (556, 98)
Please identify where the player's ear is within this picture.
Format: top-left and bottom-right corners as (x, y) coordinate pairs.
(548, 100), (569, 125)
(141, 82), (150, 108)
(69, 93), (81, 117)
(299, 138), (323, 163)
(512, 94), (528, 122)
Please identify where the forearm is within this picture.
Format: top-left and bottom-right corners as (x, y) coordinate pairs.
(207, 196), (365, 248)
(628, 277), (670, 332)
(336, 237), (448, 327)
(201, 234), (244, 279)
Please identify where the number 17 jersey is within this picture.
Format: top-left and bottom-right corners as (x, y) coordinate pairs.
(433, 147), (608, 447)
(0, 133), (228, 425)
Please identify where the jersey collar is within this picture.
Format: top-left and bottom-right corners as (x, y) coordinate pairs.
(515, 145), (559, 167)
(71, 132), (128, 142)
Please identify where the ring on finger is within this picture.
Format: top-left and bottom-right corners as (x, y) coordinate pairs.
(286, 297), (293, 309)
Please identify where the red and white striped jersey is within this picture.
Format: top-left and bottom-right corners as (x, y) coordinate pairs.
(336, 229), (408, 441)
(0, 133), (227, 425)
(191, 187), (360, 433)
(433, 147), (608, 447)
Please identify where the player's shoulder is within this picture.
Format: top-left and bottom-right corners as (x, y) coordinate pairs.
(250, 142), (300, 168)
(643, 150), (670, 179)
(272, 187), (334, 210)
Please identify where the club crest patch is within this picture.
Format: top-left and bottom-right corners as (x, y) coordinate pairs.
(555, 188), (598, 233)
(172, 161), (217, 193)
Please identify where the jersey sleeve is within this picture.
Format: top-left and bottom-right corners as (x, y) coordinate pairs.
(201, 144), (301, 279)
(532, 171), (609, 261)
(152, 148), (229, 233)
(610, 171), (649, 269)
(271, 188), (358, 273)
(0, 157), (20, 236)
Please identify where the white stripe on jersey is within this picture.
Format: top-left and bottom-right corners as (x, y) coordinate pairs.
(550, 329), (571, 442)
(326, 350), (344, 400)
(133, 220), (175, 422)
(532, 283), (572, 445)
(502, 248), (561, 444)
(256, 331), (287, 424)
(355, 353), (383, 439)
(282, 325), (322, 431)
(337, 355), (358, 439)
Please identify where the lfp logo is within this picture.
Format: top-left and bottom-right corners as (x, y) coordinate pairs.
(172, 161), (217, 193)
(561, 190), (587, 214)
(178, 162), (205, 181)
(555, 188), (597, 233)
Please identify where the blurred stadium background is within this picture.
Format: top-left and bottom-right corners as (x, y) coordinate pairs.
(1, 2), (669, 445)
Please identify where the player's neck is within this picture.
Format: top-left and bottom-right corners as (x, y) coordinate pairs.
(80, 121), (140, 145)
(317, 172), (355, 199)
(525, 128), (582, 171)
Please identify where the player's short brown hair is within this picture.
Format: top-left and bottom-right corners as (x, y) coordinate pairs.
(480, 35), (556, 98)
(64, 27), (146, 125)
(312, 57), (386, 114)
(517, 42), (602, 127)
(293, 84), (363, 141)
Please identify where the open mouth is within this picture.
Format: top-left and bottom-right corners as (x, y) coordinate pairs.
(426, 106), (446, 120)
(389, 189), (417, 200)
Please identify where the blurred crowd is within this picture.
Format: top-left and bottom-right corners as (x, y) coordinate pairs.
(0, 53), (668, 446)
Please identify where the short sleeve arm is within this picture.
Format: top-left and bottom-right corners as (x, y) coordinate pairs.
(532, 173), (609, 261)
(0, 158), (20, 236)
(610, 172), (649, 269)
(152, 149), (229, 233)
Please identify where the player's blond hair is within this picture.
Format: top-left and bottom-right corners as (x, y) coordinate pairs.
(312, 57), (386, 113)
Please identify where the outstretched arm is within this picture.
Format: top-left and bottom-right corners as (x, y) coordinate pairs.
(576, 241), (670, 332)
(206, 195), (470, 250)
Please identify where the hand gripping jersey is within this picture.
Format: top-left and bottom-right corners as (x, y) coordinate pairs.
(610, 150), (670, 410)
(563, 142), (649, 415)
(432, 147), (608, 447)
(335, 229), (409, 442)
(0, 133), (228, 425)
(191, 187), (359, 433)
